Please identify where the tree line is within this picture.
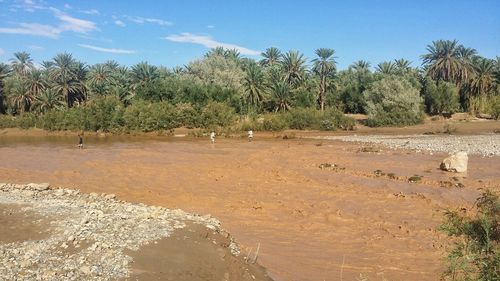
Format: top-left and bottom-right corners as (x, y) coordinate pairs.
(0, 39), (499, 132)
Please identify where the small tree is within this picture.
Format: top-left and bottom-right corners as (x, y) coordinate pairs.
(364, 76), (424, 126)
(423, 77), (460, 115)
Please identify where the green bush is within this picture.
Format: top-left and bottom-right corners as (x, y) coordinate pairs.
(0, 114), (17, 128)
(319, 108), (356, 131)
(175, 103), (201, 128)
(286, 107), (320, 130)
(423, 77), (460, 115)
(262, 114), (288, 131)
(487, 95), (500, 120)
(364, 76), (424, 127)
(200, 101), (237, 129)
(123, 101), (178, 132)
(440, 190), (499, 281)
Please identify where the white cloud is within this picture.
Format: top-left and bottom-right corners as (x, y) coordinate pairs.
(164, 33), (260, 56)
(64, 3), (71, 9)
(114, 20), (126, 27)
(78, 44), (136, 54)
(0, 48), (4, 56)
(57, 13), (97, 33)
(80, 9), (99, 15)
(0, 23), (59, 38)
(125, 16), (172, 26)
(207, 25), (215, 29)
(28, 45), (44, 50)
(0, 8), (99, 38)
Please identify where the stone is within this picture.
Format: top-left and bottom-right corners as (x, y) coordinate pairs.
(27, 183), (50, 191)
(440, 151), (468, 172)
(104, 194), (116, 200)
(80, 266), (91, 275)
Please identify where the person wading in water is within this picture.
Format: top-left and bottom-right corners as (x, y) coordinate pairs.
(77, 133), (84, 149)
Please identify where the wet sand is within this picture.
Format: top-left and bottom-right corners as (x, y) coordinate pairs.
(1, 131), (499, 280)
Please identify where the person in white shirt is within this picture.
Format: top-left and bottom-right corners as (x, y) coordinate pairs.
(247, 129), (253, 142)
(210, 131), (215, 144)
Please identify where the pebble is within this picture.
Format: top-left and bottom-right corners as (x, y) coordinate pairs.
(0, 183), (232, 281)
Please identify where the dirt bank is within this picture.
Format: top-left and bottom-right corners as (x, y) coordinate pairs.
(1, 130), (499, 280)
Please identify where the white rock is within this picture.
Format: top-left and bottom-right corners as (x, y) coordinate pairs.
(27, 183), (50, 191)
(440, 151), (468, 172)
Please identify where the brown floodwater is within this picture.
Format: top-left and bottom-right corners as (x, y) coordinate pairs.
(1, 133), (499, 281)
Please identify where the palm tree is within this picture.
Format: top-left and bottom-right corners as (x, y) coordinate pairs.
(260, 47), (282, 67)
(271, 80), (292, 112)
(242, 62), (266, 108)
(205, 46), (226, 58)
(0, 63), (12, 113)
(6, 77), (32, 114)
(31, 88), (64, 113)
(394, 59), (412, 73)
(421, 40), (470, 85)
(312, 48), (337, 110)
(87, 64), (112, 96)
(375, 61), (396, 75)
(131, 62), (158, 86)
(25, 69), (46, 98)
(351, 60), (371, 72)
(10, 51), (34, 76)
(468, 58), (496, 113)
(50, 53), (79, 107)
(224, 49), (241, 61)
(281, 50), (307, 87)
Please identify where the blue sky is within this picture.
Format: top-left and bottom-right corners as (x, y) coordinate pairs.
(0, 0), (499, 70)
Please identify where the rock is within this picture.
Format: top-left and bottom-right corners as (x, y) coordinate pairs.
(27, 183), (50, 191)
(104, 194), (116, 200)
(440, 151), (468, 172)
(80, 266), (91, 275)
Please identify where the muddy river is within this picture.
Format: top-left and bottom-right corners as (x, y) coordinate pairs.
(1, 134), (499, 281)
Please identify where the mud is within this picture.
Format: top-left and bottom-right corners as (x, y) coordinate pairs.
(1, 129), (499, 281)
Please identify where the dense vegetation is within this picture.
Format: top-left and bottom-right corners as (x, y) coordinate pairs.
(440, 190), (499, 281)
(0, 40), (499, 132)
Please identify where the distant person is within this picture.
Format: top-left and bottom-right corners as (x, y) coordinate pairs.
(210, 131), (216, 144)
(247, 129), (253, 142)
(77, 133), (84, 149)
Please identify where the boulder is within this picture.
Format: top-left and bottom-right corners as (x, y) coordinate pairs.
(440, 151), (468, 172)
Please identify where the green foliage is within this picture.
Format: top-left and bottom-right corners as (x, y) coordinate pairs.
(200, 101), (237, 129)
(175, 103), (201, 128)
(320, 108), (356, 131)
(286, 107), (320, 130)
(364, 76), (424, 127)
(123, 101), (177, 132)
(489, 96), (500, 119)
(440, 190), (499, 281)
(262, 114), (288, 131)
(423, 77), (460, 115)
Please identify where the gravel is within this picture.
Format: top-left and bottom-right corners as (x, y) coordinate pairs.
(313, 134), (500, 156)
(0, 183), (240, 281)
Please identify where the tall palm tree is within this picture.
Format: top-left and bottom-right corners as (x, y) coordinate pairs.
(10, 51), (34, 76)
(260, 47), (282, 67)
(242, 62), (266, 108)
(0, 63), (12, 113)
(375, 61), (396, 75)
(281, 50), (307, 87)
(50, 53), (79, 107)
(312, 48), (337, 110)
(271, 80), (292, 112)
(87, 64), (112, 96)
(25, 69), (46, 98)
(6, 77), (32, 114)
(131, 62), (158, 86)
(224, 49), (241, 61)
(31, 88), (64, 113)
(468, 58), (496, 113)
(421, 40), (470, 85)
(351, 60), (371, 72)
(394, 58), (412, 73)
(205, 46), (226, 58)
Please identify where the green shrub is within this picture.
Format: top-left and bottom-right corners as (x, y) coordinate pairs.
(319, 108), (356, 131)
(200, 101), (237, 129)
(0, 114), (17, 128)
(440, 190), (499, 281)
(262, 114), (288, 131)
(124, 101), (178, 132)
(364, 76), (424, 127)
(286, 107), (320, 130)
(423, 77), (460, 115)
(175, 103), (201, 128)
(487, 95), (500, 120)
